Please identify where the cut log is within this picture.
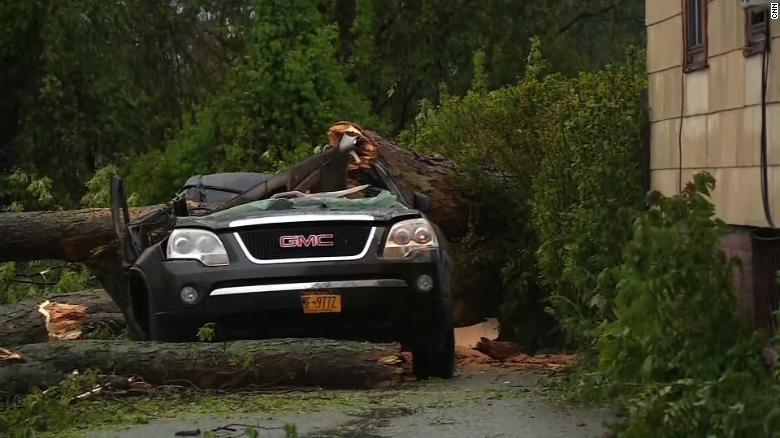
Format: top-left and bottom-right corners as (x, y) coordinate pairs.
(0, 206), (160, 264)
(0, 291), (122, 345)
(0, 339), (406, 394)
(474, 337), (523, 361)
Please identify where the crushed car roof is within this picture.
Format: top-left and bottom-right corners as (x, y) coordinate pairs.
(175, 189), (420, 229)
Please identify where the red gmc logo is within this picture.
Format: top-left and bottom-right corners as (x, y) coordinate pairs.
(279, 234), (335, 248)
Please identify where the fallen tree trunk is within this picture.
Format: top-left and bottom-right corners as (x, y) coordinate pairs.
(0, 206), (160, 264)
(0, 339), (405, 394)
(0, 123), (478, 326)
(329, 122), (470, 238)
(0, 291), (123, 345)
(0, 127), (467, 265)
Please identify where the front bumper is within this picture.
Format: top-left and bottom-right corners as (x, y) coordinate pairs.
(131, 226), (452, 344)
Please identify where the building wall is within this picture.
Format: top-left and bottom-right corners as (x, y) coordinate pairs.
(646, 0), (780, 228)
(721, 226), (755, 322)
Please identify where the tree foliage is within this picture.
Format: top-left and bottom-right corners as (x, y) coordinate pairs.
(128, 0), (376, 203)
(595, 174), (780, 436)
(404, 46), (646, 349)
(346, 0), (644, 131)
(0, 0), (255, 204)
(531, 57), (647, 346)
(0, 0), (644, 206)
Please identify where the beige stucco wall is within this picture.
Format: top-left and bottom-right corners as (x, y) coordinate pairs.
(647, 0), (780, 228)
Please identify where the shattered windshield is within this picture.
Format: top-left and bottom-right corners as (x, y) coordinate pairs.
(208, 189), (404, 219)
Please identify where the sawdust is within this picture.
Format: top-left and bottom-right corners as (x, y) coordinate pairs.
(455, 346), (576, 374)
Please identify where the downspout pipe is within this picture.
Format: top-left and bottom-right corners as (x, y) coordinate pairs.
(760, 22), (774, 228)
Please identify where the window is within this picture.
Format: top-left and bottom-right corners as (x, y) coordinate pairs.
(683, 0), (707, 71)
(745, 8), (769, 56)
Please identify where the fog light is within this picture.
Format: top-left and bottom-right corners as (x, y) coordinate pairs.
(415, 274), (434, 293)
(180, 286), (199, 304)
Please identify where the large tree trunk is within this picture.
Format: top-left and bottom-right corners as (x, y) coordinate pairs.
(0, 125), (468, 266)
(0, 123), (478, 326)
(0, 291), (123, 346)
(329, 122), (469, 238)
(0, 206), (160, 264)
(0, 339), (406, 394)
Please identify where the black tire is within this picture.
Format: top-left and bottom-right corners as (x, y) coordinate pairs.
(413, 326), (455, 379)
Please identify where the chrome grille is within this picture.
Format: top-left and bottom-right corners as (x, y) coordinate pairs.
(236, 224), (374, 262)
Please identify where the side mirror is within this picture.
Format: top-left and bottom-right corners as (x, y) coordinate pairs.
(413, 191), (431, 213)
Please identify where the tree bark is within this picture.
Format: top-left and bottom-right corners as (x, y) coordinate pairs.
(329, 122), (470, 238)
(0, 339), (406, 394)
(0, 206), (160, 264)
(0, 291), (123, 345)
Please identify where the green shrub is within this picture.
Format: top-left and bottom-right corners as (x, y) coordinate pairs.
(600, 174), (741, 380)
(597, 173), (780, 436)
(402, 58), (563, 347)
(619, 371), (780, 437)
(531, 58), (647, 347)
(404, 47), (646, 348)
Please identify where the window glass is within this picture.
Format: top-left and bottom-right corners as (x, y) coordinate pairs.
(684, 0), (707, 70)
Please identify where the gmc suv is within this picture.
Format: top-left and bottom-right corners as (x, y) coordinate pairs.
(114, 132), (454, 379)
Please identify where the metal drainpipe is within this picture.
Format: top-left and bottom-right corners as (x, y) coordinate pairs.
(760, 21), (774, 228)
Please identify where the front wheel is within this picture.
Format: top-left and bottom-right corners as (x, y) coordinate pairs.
(413, 326), (455, 379)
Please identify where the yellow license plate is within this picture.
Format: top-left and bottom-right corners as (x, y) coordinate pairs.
(300, 292), (341, 314)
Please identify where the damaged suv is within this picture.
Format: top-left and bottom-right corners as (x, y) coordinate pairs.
(112, 125), (454, 378)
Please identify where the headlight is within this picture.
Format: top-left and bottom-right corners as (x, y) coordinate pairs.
(382, 218), (439, 259)
(166, 229), (229, 266)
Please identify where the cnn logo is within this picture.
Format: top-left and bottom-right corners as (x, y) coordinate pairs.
(773, 2), (779, 20)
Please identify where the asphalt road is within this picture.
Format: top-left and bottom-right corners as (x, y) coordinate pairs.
(91, 367), (615, 438)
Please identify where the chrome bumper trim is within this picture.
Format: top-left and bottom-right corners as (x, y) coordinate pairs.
(229, 214), (375, 228)
(210, 279), (408, 296)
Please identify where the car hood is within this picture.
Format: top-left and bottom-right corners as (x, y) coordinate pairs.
(175, 190), (421, 230)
